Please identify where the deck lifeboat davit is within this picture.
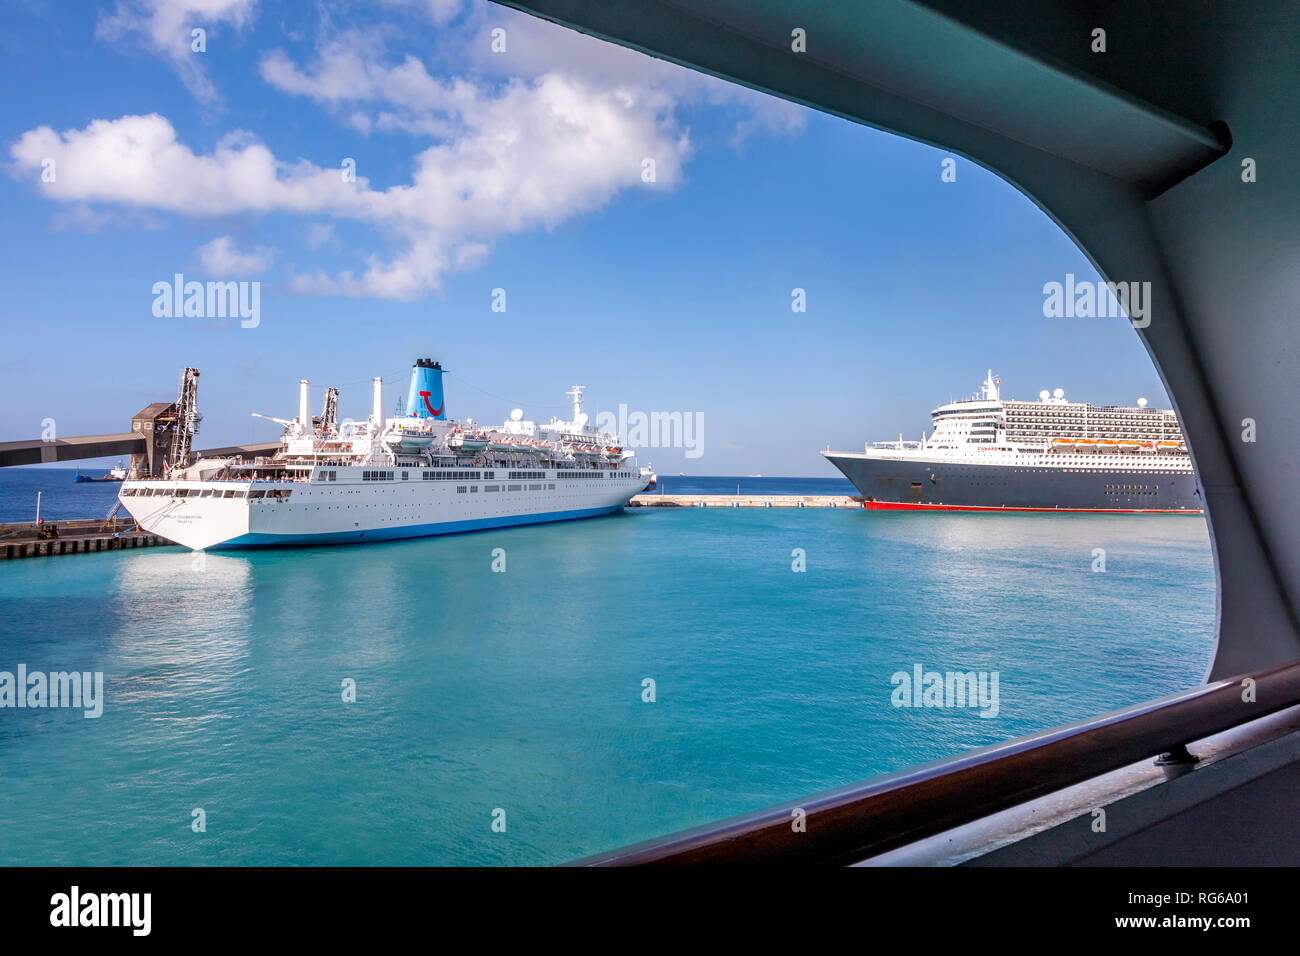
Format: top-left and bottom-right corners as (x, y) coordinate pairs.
(448, 429), (490, 453)
(384, 420), (436, 450)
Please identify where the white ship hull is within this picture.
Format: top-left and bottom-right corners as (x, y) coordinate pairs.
(120, 467), (650, 551)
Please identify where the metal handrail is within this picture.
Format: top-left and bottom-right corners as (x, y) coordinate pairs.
(576, 659), (1300, 866)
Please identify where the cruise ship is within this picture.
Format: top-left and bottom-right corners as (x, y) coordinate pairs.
(117, 359), (654, 550)
(823, 371), (1200, 512)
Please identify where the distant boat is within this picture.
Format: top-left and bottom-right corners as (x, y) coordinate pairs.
(748, 474), (763, 477)
(75, 465), (127, 483)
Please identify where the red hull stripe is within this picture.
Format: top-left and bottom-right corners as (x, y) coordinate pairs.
(860, 500), (1203, 515)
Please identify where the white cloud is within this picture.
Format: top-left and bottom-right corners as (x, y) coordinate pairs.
(463, 7), (807, 147)
(9, 114), (364, 216)
(197, 235), (274, 275)
(19, 3), (803, 301)
(96, 0), (258, 104)
(11, 84), (689, 298)
(260, 10), (804, 149)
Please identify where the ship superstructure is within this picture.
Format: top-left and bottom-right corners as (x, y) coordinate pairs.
(117, 359), (654, 550)
(823, 371), (1200, 512)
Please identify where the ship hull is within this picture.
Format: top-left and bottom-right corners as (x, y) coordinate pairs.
(119, 470), (650, 550)
(825, 452), (1201, 513)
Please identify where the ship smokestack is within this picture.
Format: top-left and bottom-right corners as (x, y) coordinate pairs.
(372, 376), (385, 433)
(298, 379), (313, 436)
(407, 358), (446, 420)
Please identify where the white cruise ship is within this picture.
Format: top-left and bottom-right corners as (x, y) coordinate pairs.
(823, 371), (1201, 512)
(117, 359), (655, 550)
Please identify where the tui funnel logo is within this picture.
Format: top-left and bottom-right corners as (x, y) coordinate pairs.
(407, 358), (446, 420)
(419, 391), (444, 417)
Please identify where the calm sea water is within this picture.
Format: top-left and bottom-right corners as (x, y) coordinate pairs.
(0, 468), (126, 523)
(0, 470), (1216, 865)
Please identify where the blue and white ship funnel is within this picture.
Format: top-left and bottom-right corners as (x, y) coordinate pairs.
(407, 358), (446, 420)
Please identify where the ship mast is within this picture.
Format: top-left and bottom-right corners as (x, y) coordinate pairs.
(565, 385), (586, 427)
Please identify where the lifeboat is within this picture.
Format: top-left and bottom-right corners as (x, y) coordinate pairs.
(1118, 440), (1141, 450)
(384, 421), (435, 450)
(1156, 440), (1181, 450)
(449, 429), (490, 453)
(486, 434), (529, 453)
(603, 446), (624, 459)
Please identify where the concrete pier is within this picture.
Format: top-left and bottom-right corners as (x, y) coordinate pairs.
(0, 518), (171, 560)
(629, 494), (861, 509)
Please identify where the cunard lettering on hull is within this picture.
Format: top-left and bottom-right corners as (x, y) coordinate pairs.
(117, 359), (657, 550)
(823, 371), (1201, 513)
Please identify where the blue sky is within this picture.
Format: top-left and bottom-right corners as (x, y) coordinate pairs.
(1, 0), (1169, 475)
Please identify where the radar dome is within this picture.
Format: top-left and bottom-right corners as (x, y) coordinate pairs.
(510, 408), (523, 421)
(1039, 389), (1050, 401)
(576, 412), (589, 426)
(1137, 397), (1148, 408)
(1053, 388), (1065, 399)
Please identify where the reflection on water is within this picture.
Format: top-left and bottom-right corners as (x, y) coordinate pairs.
(106, 552), (254, 713)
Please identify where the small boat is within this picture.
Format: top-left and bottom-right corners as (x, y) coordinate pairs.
(75, 465), (127, 483)
(448, 429), (490, 453)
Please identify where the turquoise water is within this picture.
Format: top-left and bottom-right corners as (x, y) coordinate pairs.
(0, 507), (1215, 865)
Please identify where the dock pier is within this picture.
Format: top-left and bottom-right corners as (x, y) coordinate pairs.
(0, 518), (171, 561)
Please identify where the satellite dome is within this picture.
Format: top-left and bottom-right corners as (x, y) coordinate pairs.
(1137, 397), (1148, 408)
(1039, 389), (1050, 401)
(576, 412), (589, 426)
(510, 408), (523, 421)
(1053, 387), (1065, 399)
